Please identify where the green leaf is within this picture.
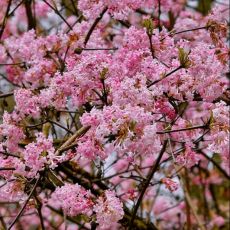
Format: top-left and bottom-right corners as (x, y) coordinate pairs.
(212, 153), (221, 164)
(142, 18), (154, 35)
(207, 111), (215, 128)
(178, 48), (191, 69)
(129, 120), (137, 131)
(47, 169), (64, 187)
(168, 11), (176, 30)
(197, 0), (214, 15)
(177, 101), (188, 116)
(100, 67), (108, 80)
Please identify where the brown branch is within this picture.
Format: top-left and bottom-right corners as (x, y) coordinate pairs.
(0, 62), (25, 66)
(70, 0), (80, 16)
(160, 26), (208, 41)
(157, 0), (162, 31)
(34, 196), (45, 230)
(58, 162), (160, 230)
(147, 32), (169, 68)
(0, 92), (14, 99)
(43, 0), (72, 30)
(7, 176), (40, 230)
(0, 167), (15, 171)
(47, 205), (90, 229)
(8, 0), (24, 17)
(47, 119), (74, 134)
(0, 0), (12, 40)
(172, 26), (208, 36)
(56, 126), (91, 154)
(182, 176), (206, 230)
(147, 66), (182, 88)
(0, 151), (20, 158)
(58, 142), (78, 154)
(24, 0), (36, 30)
(199, 151), (230, 180)
(0, 215), (7, 230)
(26, 120), (48, 129)
(156, 125), (206, 134)
(84, 7), (108, 46)
(167, 133), (206, 230)
(128, 140), (168, 230)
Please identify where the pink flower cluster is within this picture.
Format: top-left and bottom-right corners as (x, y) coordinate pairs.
(51, 183), (93, 217)
(94, 190), (124, 229)
(161, 178), (179, 192)
(176, 146), (200, 168)
(78, 104), (161, 160)
(79, 0), (184, 20)
(23, 133), (57, 178)
(51, 185), (124, 229)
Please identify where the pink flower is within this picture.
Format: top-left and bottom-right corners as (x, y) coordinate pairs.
(155, 99), (176, 120)
(176, 146), (200, 168)
(51, 183), (93, 217)
(161, 178), (179, 192)
(94, 190), (124, 229)
(0, 112), (25, 152)
(14, 89), (40, 118)
(211, 215), (225, 227)
(23, 133), (56, 177)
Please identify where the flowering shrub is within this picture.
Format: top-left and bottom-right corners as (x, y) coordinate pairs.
(0, 0), (229, 229)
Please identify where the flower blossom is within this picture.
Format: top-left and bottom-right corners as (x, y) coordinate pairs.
(161, 178), (179, 192)
(94, 190), (124, 229)
(51, 183), (93, 217)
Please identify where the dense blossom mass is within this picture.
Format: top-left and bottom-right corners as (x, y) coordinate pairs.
(0, 0), (229, 229)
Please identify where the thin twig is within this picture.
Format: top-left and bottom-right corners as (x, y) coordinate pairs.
(0, 92), (14, 99)
(47, 205), (90, 229)
(128, 140), (168, 230)
(8, 0), (24, 17)
(34, 196), (45, 230)
(7, 176), (40, 230)
(157, 0), (162, 31)
(183, 180), (206, 230)
(0, 167), (15, 171)
(0, 216), (7, 230)
(0, 62), (25, 66)
(147, 33), (169, 68)
(147, 66), (182, 88)
(43, 0), (72, 30)
(70, 0), (79, 16)
(47, 119), (74, 134)
(83, 47), (118, 51)
(26, 120), (48, 129)
(24, 0), (36, 30)
(56, 126), (90, 154)
(172, 26), (208, 36)
(0, 0), (12, 40)
(199, 151), (230, 180)
(166, 133), (206, 230)
(160, 26), (208, 41)
(58, 142), (78, 154)
(0, 151), (20, 158)
(156, 125), (206, 134)
(84, 7), (108, 46)
(0, 73), (19, 87)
